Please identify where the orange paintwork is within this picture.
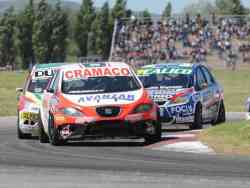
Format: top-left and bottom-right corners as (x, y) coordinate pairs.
(52, 89), (157, 128)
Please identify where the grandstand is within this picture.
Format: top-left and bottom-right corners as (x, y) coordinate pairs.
(110, 15), (250, 70)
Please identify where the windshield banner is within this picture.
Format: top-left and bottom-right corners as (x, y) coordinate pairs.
(32, 69), (54, 79)
(78, 93), (135, 103)
(64, 67), (131, 80)
(63, 90), (143, 106)
(137, 67), (192, 76)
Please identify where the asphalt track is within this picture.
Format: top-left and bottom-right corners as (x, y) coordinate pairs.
(1, 115), (250, 188)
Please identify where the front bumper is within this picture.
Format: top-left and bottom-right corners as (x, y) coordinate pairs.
(61, 120), (157, 140)
(52, 106), (158, 140)
(158, 102), (195, 124)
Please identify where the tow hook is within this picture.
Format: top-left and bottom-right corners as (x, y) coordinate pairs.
(60, 125), (72, 139)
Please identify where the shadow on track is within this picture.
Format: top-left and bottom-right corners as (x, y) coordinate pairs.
(61, 136), (178, 147)
(64, 141), (145, 147)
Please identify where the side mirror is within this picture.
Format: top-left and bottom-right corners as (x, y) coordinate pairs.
(201, 83), (208, 89)
(47, 88), (55, 93)
(194, 83), (208, 91)
(143, 83), (151, 88)
(16, 88), (23, 93)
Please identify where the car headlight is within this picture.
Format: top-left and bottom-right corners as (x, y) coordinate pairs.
(24, 101), (39, 113)
(133, 104), (153, 114)
(170, 95), (189, 104)
(62, 108), (84, 117)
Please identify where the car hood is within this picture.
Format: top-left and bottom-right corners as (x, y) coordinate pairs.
(62, 89), (144, 107)
(25, 91), (43, 106)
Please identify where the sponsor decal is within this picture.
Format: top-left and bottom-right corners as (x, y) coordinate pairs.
(142, 65), (155, 69)
(125, 114), (143, 122)
(148, 89), (172, 95)
(176, 115), (194, 123)
(20, 124), (38, 130)
(137, 67), (192, 76)
(78, 94), (135, 103)
(82, 63), (106, 68)
(75, 117), (96, 124)
(61, 125), (72, 139)
(151, 95), (170, 101)
(179, 63), (193, 67)
(104, 108), (113, 115)
(64, 67), (130, 80)
(147, 89), (174, 101)
(170, 104), (194, 114)
(20, 112), (39, 121)
(33, 69), (54, 79)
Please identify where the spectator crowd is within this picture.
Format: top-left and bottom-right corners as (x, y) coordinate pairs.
(111, 14), (250, 69)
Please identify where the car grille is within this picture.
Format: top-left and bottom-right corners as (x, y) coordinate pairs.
(155, 101), (166, 106)
(96, 106), (121, 117)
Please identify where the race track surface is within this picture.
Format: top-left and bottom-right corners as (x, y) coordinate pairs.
(1, 117), (250, 188)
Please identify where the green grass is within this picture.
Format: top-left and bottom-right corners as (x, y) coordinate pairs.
(0, 68), (249, 116)
(0, 71), (27, 116)
(213, 69), (250, 112)
(199, 121), (250, 156)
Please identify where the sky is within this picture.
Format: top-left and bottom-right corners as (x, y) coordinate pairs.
(0, 0), (249, 14)
(68, 0), (250, 14)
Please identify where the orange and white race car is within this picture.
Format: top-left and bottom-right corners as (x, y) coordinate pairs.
(39, 62), (161, 145)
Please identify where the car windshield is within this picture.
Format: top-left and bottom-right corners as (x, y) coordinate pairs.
(62, 76), (141, 94)
(27, 78), (50, 93)
(139, 73), (193, 88)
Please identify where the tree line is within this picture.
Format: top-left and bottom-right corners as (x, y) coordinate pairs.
(0, 0), (248, 69)
(0, 0), (129, 69)
(183, 0), (249, 16)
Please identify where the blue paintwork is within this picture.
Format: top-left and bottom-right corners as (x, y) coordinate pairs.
(139, 63), (223, 124)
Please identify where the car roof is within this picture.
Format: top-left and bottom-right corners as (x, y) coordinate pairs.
(141, 63), (195, 69)
(34, 63), (66, 70)
(30, 63), (66, 79)
(60, 62), (131, 71)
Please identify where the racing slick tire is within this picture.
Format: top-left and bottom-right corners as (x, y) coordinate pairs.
(17, 112), (31, 139)
(48, 113), (65, 146)
(212, 101), (226, 126)
(144, 121), (162, 145)
(189, 103), (203, 130)
(38, 113), (49, 143)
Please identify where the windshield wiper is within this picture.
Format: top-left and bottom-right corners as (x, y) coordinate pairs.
(66, 90), (105, 94)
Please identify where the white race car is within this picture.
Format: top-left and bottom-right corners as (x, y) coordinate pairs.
(16, 63), (64, 139)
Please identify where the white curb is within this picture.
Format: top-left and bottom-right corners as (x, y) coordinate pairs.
(153, 141), (215, 154)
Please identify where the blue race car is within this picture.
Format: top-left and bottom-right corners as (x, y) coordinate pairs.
(137, 63), (226, 129)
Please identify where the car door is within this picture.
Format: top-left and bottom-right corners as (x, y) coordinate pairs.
(195, 67), (211, 121)
(200, 66), (220, 120)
